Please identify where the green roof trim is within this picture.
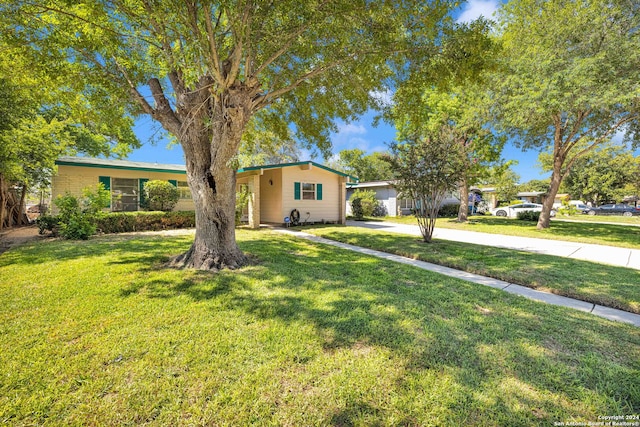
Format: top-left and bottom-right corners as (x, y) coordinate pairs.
(237, 161), (358, 182)
(56, 157), (359, 182)
(56, 157), (187, 175)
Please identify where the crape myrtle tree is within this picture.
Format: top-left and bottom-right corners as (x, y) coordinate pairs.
(388, 127), (467, 242)
(3, 0), (459, 270)
(397, 85), (503, 222)
(493, 0), (640, 230)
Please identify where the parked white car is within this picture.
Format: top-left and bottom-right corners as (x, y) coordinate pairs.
(490, 203), (555, 218)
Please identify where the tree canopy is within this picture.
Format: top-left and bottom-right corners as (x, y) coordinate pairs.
(493, 0), (640, 228)
(1, 1), (461, 269)
(0, 38), (137, 229)
(331, 149), (394, 182)
(547, 144), (639, 205)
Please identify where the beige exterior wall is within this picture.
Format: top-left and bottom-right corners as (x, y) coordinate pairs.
(51, 164), (194, 214)
(281, 165), (342, 223)
(259, 169), (283, 223)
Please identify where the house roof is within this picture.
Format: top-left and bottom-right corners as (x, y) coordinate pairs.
(517, 191), (546, 197)
(346, 180), (395, 188)
(56, 156), (187, 174)
(56, 157), (357, 181)
(237, 161), (358, 182)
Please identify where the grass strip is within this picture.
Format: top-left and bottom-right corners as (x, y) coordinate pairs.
(0, 230), (638, 425)
(369, 215), (640, 249)
(303, 225), (640, 314)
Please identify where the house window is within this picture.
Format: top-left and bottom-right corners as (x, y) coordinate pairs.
(294, 182), (323, 200)
(302, 183), (316, 200)
(177, 181), (191, 199)
(111, 178), (139, 212)
(399, 198), (414, 210)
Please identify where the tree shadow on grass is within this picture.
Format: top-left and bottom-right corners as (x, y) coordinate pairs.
(0, 234), (193, 268)
(116, 232), (640, 423)
(308, 228), (640, 314)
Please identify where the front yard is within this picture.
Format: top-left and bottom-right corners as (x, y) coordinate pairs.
(303, 225), (640, 314)
(0, 229), (638, 425)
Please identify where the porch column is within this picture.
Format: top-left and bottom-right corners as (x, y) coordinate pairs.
(339, 177), (347, 225)
(248, 174), (261, 229)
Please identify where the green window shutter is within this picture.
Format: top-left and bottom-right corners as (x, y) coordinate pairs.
(316, 183), (323, 201)
(98, 176), (110, 190)
(139, 178), (149, 209)
(294, 182), (301, 200)
(168, 179), (177, 187)
(98, 176), (111, 208)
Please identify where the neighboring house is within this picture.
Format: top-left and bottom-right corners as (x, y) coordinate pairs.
(346, 181), (460, 217)
(475, 187), (548, 208)
(345, 181), (398, 216)
(52, 157), (356, 228)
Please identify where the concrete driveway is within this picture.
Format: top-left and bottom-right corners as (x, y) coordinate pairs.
(346, 220), (640, 270)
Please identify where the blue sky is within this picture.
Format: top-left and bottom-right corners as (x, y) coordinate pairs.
(124, 0), (549, 183)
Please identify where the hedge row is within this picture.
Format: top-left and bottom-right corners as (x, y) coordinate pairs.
(95, 211), (196, 233)
(38, 211), (196, 236)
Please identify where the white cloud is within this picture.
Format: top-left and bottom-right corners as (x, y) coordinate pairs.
(347, 137), (372, 152)
(337, 123), (367, 135)
(456, 0), (499, 23)
(370, 89), (394, 107)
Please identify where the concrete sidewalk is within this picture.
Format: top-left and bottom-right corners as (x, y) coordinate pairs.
(347, 220), (640, 270)
(275, 228), (640, 327)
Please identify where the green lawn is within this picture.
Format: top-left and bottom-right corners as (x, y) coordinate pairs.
(303, 226), (640, 314)
(1, 230), (639, 425)
(367, 215), (640, 249)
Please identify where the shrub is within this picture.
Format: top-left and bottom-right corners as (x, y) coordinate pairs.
(235, 186), (250, 223)
(557, 205), (579, 216)
(53, 193), (96, 240)
(94, 211), (196, 233)
(36, 215), (60, 235)
(349, 190), (378, 219)
(143, 180), (180, 211)
(437, 203), (460, 217)
(82, 183), (111, 214)
(517, 210), (540, 221)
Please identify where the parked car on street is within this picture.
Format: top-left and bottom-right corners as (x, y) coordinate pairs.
(585, 204), (640, 217)
(490, 203), (555, 218)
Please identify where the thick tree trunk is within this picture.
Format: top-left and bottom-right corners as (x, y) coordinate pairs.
(168, 85), (252, 271)
(537, 155), (564, 229)
(0, 174), (6, 231)
(457, 178), (469, 222)
(17, 184), (27, 226)
(170, 160), (245, 270)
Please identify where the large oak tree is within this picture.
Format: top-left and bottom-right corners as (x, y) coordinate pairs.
(2, 0), (456, 270)
(493, 0), (640, 229)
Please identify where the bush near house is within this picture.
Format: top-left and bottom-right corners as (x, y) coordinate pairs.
(95, 211), (195, 233)
(38, 183), (111, 239)
(142, 180), (180, 211)
(437, 203), (460, 217)
(38, 211), (196, 236)
(350, 189), (379, 219)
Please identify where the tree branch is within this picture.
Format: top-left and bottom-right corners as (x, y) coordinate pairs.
(148, 78), (182, 135)
(23, 1), (162, 49)
(203, 6), (225, 86)
(253, 57), (352, 110)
